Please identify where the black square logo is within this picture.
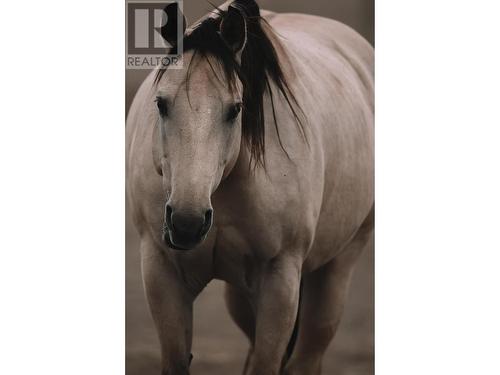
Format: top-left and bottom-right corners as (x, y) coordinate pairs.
(126, 1), (184, 69)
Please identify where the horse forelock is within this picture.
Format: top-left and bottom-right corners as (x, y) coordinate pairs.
(154, 0), (305, 168)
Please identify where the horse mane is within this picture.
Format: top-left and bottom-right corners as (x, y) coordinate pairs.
(154, 0), (305, 168)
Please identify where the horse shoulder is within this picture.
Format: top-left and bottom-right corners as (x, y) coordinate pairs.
(264, 13), (374, 266)
(126, 70), (164, 238)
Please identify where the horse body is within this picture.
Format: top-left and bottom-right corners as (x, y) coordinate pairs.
(127, 4), (373, 374)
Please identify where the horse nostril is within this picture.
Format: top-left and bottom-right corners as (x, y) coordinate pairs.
(201, 208), (213, 235)
(165, 203), (174, 229)
(204, 209), (213, 224)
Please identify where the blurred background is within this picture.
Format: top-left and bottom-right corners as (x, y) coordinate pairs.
(126, 1), (374, 374)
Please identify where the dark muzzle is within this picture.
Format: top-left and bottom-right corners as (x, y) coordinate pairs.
(163, 204), (213, 250)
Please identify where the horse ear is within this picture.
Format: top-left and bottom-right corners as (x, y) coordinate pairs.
(160, 2), (187, 47)
(220, 4), (247, 54)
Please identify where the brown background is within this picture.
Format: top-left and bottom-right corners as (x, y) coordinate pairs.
(126, 1), (374, 374)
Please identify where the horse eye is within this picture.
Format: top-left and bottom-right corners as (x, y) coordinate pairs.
(155, 97), (168, 117)
(226, 103), (242, 122)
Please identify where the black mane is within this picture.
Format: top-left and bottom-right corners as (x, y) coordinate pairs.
(154, 0), (304, 167)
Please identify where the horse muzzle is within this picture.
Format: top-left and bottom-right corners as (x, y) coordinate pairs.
(162, 204), (213, 250)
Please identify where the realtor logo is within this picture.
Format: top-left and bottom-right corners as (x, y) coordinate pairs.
(126, 1), (184, 69)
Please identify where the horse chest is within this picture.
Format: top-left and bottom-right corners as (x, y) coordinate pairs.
(211, 224), (271, 293)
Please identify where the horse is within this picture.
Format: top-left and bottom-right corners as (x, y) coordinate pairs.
(126, 1), (374, 374)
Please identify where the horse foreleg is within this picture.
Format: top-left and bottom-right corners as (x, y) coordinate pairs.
(224, 283), (255, 374)
(245, 255), (301, 375)
(140, 238), (195, 375)
(283, 212), (373, 375)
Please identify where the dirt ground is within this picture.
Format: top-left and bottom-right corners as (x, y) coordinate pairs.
(126, 213), (374, 375)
